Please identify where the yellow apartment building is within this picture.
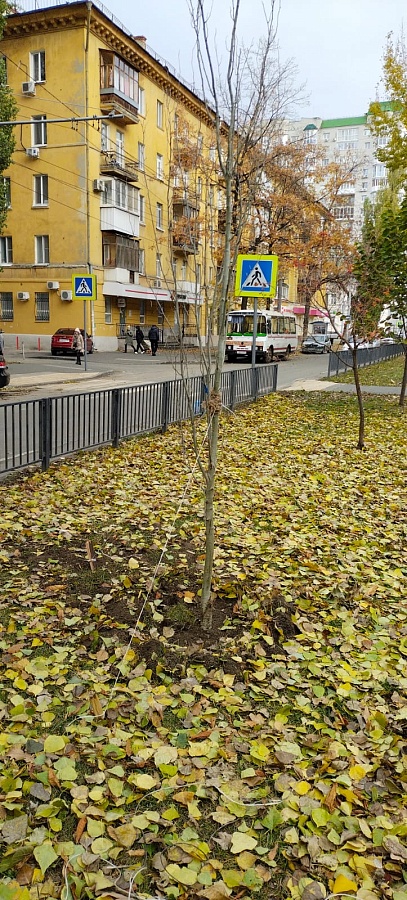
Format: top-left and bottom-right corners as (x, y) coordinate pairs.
(0, 0), (221, 350)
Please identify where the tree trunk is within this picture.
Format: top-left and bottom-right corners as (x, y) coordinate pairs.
(399, 346), (407, 407)
(302, 290), (312, 342)
(200, 412), (220, 631)
(353, 350), (365, 450)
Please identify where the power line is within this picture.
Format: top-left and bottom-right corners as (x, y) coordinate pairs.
(0, 113), (121, 126)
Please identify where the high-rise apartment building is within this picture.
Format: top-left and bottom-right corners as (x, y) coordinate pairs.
(0, 0), (221, 349)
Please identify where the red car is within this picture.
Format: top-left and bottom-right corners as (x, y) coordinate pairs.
(51, 328), (94, 356)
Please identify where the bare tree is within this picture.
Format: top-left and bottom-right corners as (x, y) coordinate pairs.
(183, 0), (302, 629)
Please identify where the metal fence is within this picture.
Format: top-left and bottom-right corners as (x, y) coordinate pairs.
(0, 364), (278, 477)
(328, 342), (405, 377)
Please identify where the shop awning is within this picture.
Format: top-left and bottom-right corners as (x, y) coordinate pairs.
(292, 306), (328, 317)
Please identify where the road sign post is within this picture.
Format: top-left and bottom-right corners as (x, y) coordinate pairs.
(72, 274), (96, 372)
(234, 254), (279, 367)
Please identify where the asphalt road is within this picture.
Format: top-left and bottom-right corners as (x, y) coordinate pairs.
(2, 347), (332, 401)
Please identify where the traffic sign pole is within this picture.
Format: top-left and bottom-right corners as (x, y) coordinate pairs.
(83, 299), (87, 371)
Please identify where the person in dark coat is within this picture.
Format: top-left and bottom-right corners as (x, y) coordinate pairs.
(148, 324), (159, 356)
(135, 326), (145, 353)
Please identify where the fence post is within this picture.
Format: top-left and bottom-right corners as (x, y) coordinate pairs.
(161, 381), (170, 433)
(40, 397), (51, 471)
(111, 389), (121, 448)
(251, 366), (259, 401)
(230, 369), (236, 410)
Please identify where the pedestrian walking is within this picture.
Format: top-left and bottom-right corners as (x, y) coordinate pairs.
(148, 324), (159, 356)
(135, 325), (145, 354)
(0, 329), (4, 355)
(124, 329), (137, 353)
(73, 327), (84, 365)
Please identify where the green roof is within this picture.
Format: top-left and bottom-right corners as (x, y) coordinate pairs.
(321, 116), (367, 129)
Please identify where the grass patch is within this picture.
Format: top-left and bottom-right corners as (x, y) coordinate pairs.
(328, 352), (405, 385)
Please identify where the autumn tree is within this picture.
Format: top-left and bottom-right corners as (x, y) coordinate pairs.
(0, 1), (17, 234)
(369, 33), (407, 173)
(379, 186), (407, 406)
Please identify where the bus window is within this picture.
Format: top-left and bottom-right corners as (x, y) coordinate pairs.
(289, 318), (296, 335)
(257, 316), (266, 335)
(271, 316), (279, 334)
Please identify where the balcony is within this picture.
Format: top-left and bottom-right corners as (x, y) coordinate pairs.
(100, 151), (138, 182)
(100, 91), (139, 126)
(172, 186), (200, 208)
(172, 232), (199, 254)
(100, 205), (139, 237)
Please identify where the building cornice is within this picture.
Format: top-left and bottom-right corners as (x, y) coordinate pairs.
(4, 1), (216, 129)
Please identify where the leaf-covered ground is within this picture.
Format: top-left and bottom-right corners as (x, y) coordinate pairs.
(329, 355), (404, 385)
(0, 392), (407, 900)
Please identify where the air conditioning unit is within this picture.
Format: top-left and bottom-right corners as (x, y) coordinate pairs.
(26, 147), (40, 159)
(22, 81), (36, 96)
(93, 179), (105, 193)
(153, 279), (161, 288)
(47, 281), (59, 290)
(17, 291), (30, 301)
(61, 290), (72, 301)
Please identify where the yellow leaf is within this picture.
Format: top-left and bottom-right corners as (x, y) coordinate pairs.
(44, 735), (66, 754)
(133, 774), (157, 790)
(166, 863), (198, 886)
(349, 765), (367, 782)
(128, 557), (139, 569)
(230, 832), (257, 854)
(333, 874), (358, 893)
(294, 780), (311, 795)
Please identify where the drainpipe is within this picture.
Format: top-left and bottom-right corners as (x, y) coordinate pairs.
(85, 2), (95, 343)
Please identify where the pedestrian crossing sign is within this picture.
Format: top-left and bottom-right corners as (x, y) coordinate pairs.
(72, 273), (96, 301)
(235, 254), (278, 298)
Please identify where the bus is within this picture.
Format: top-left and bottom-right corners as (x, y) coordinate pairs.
(225, 309), (298, 362)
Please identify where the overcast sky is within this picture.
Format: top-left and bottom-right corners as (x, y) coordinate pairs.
(103, 0), (405, 120)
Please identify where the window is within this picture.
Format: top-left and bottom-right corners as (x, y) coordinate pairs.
(138, 248), (145, 275)
(33, 174), (48, 206)
(209, 145), (216, 162)
(2, 177), (10, 207)
(377, 134), (389, 148)
(116, 130), (124, 165)
(139, 299), (145, 323)
(32, 115), (47, 146)
(0, 236), (12, 265)
(156, 202), (163, 229)
(365, 142), (371, 149)
(0, 292), (13, 320)
(35, 291), (49, 321)
(138, 142), (145, 171)
(35, 234), (49, 264)
(156, 153), (164, 180)
(197, 176), (202, 199)
(100, 52), (138, 105)
(196, 263), (201, 285)
(181, 259), (187, 279)
(139, 194), (145, 225)
(102, 179), (138, 213)
(157, 100), (163, 128)
(156, 253), (162, 278)
(105, 297), (112, 324)
(138, 86), (145, 115)
(30, 50), (45, 83)
(197, 134), (203, 155)
(101, 122), (109, 152)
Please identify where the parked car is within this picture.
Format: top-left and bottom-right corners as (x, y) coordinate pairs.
(51, 328), (94, 356)
(0, 353), (10, 388)
(301, 334), (331, 354)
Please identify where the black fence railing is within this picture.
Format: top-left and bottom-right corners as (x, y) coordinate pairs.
(0, 364), (278, 477)
(328, 342), (405, 377)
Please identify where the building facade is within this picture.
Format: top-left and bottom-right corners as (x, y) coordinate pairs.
(0, 0), (222, 350)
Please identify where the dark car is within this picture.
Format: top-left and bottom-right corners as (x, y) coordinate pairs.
(301, 334), (331, 354)
(0, 353), (10, 388)
(51, 328), (94, 356)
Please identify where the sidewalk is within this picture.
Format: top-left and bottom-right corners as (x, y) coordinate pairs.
(282, 378), (401, 395)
